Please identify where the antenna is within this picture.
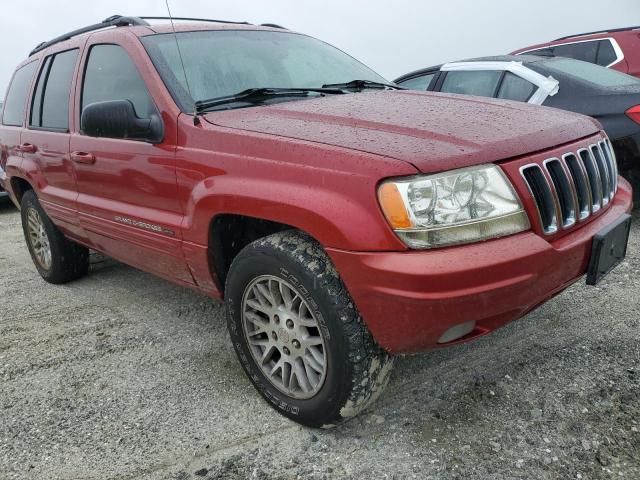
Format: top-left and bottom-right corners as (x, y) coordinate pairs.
(164, 0), (200, 125)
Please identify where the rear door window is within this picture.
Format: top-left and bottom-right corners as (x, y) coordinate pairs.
(30, 49), (79, 130)
(81, 44), (154, 119)
(440, 71), (502, 97)
(397, 73), (436, 91)
(553, 41), (598, 63)
(496, 72), (536, 102)
(2, 62), (38, 126)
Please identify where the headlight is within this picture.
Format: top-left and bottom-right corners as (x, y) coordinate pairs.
(378, 164), (530, 248)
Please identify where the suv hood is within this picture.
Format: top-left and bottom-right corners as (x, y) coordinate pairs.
(203, 90), (600, 173)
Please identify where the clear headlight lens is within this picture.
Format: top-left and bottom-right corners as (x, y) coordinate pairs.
(378, 164), (530, 248)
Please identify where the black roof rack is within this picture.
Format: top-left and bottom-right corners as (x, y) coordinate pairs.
(29, 15), (284, 57)
(261, 23), (286, 29)
(554, 25), (640, 41)
(139, 16), (251, 26)
(29, 15), (149, 57)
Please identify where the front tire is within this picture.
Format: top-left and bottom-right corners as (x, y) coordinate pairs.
(225, 231), (394, 428)
(20, 190), (89, 284)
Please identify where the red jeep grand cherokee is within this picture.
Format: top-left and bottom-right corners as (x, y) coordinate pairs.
(0, 16), (633, 427)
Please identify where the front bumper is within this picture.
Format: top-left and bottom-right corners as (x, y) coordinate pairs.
(328, 178), (633, 354)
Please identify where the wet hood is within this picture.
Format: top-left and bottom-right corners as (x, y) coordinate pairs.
(203, 90), (600, 173)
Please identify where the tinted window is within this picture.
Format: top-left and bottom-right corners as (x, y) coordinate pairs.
(596, 40), (617, 66)
(440, 71), (502, 97)
(553, 41), (598, 63)
(2, 62), (37, 126)
(31, 49), (78, 130)
(82, 44), (154, 119)
(398, 73), (435, 91)
(497, 72), (536, 102)
(544, 58), (639, 87)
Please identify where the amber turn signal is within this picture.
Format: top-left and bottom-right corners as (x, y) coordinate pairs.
(378, 183), (412, 229)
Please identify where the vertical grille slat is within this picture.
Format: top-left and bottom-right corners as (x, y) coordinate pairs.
(590, 145), (611, 204)
(563, 154), (591, 220)
(521, 165), (558, 234)
(520, 138), (618, 236)
(579, 148), (603, 212)
(544, 159), (576, 227)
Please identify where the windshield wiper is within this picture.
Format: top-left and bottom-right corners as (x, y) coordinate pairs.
(321, 79), (403, 91)
(195, 87), (345, 113)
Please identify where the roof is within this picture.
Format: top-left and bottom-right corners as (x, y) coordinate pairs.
(554, 25), (640, 42)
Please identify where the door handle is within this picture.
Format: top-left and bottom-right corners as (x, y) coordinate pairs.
(70, 151), (96, 165)
(19, 143), (37, 153)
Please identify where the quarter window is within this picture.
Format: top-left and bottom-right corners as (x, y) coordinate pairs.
(398, 73), (436, 91)
(30, 49), (79, 130)
(497, 72), (536, 102)
(596, 40), (617, 66)
(2, 62), (38, 126)
(440, 71), (502, 97)
(82, 44), (154, 120)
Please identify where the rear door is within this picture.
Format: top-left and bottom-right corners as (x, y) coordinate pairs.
(69, 38), (193, 284)
(21, 48), (84, 238)
(0, 61), (38, 199)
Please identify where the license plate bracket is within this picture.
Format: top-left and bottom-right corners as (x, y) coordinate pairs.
(586, 214), (632, 286)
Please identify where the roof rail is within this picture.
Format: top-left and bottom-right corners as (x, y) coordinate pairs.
(261, 23), (287, 29)
(139, 16), (251, 26)
(29, 15), (149, 57)
(554, 25), (640, 41)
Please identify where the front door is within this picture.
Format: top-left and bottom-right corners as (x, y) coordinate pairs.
(70, 42), (193, 285)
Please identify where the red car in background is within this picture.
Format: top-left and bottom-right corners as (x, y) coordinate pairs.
(511, 26), (640, 78)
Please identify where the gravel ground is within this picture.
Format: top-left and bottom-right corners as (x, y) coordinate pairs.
(0, 200), (638, 480)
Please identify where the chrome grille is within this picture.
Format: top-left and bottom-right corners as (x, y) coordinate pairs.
(521, 140), (618, 235)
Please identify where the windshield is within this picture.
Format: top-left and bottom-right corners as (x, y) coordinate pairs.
(542, 58), (640, 88)
(142, 29), (388, 111)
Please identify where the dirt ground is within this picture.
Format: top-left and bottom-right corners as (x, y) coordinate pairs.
(0, 201), (638, 480)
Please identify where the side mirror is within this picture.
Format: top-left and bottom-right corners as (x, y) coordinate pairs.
(81, 100), (164, 144)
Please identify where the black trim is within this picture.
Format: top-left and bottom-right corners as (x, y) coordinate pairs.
(26, 126), (69, 134)
(29, 15), (149, 57)
(493, 71), (507, 97)
(30, 56), (52, 128)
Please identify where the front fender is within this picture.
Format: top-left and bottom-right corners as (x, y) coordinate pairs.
(183, 175), (408, 252)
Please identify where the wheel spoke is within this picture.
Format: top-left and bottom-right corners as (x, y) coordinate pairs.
(245, 311), (269, 331)
(255, 283), (275, 306)
(260, 344), (277, 365)
(302, 357), (320, 386)
(245, 298), (270, 315)
(305, 349), (324, 372)
(293, 359), (312, 393)
(269, 359), (283, 377)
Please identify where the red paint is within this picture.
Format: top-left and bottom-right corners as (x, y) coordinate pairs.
(511, 28), (640, 78)
(0, 23), (634, 355)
